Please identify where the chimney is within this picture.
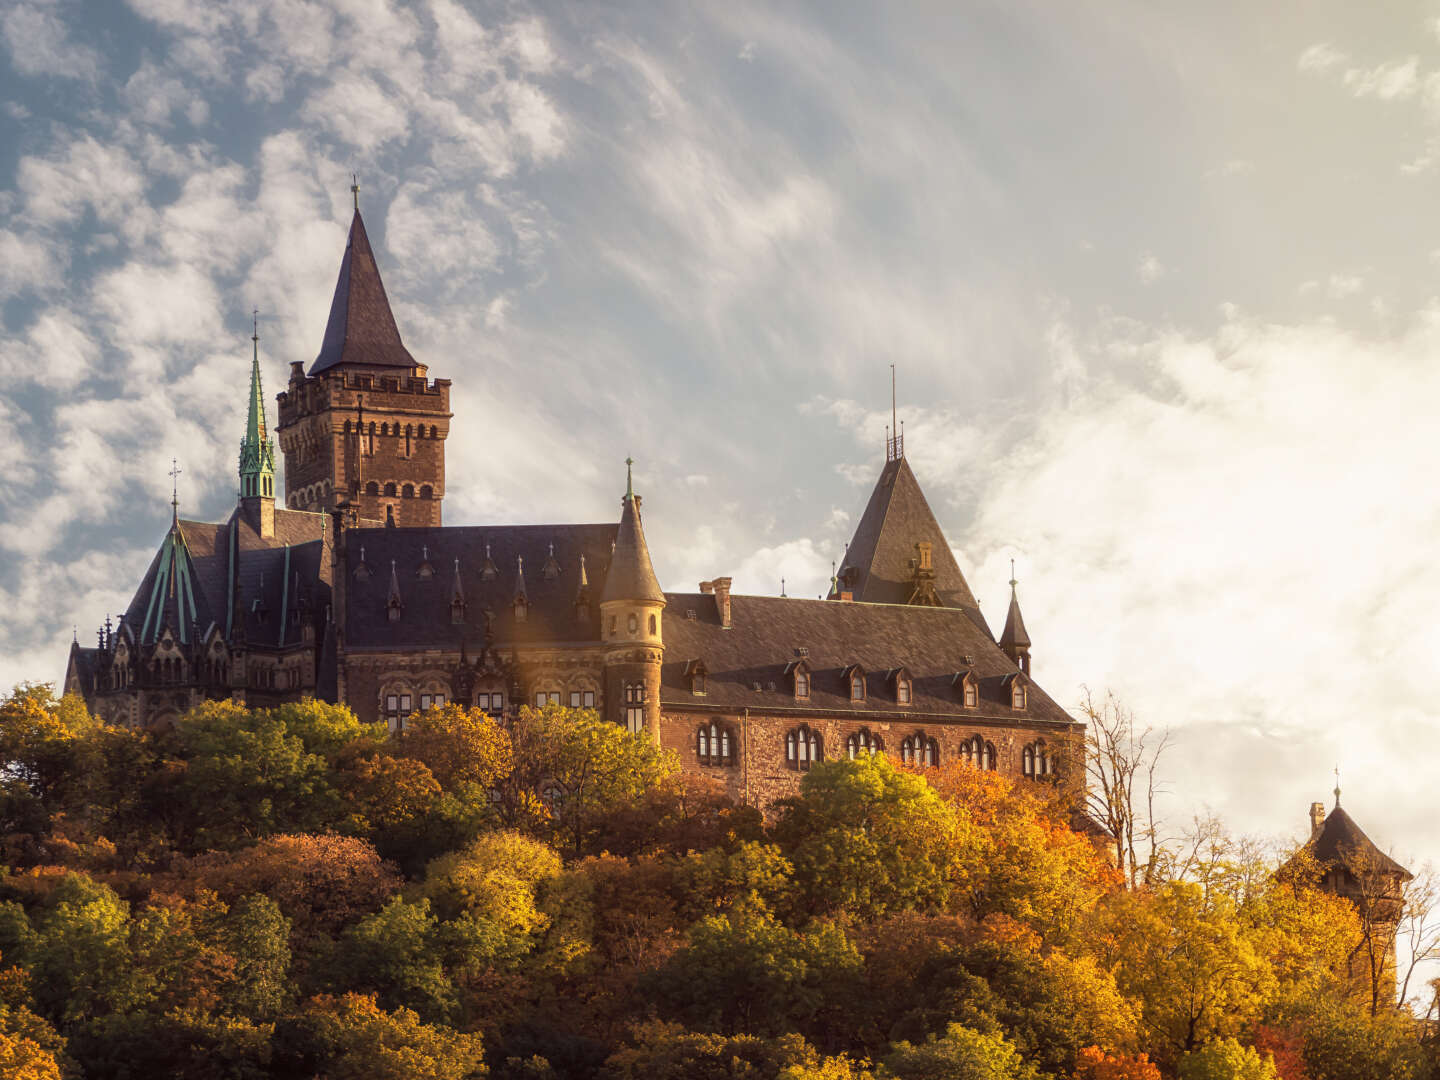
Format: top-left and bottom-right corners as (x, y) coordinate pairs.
(700, 577), (732, 629)
(1309, 801), (1326, 837)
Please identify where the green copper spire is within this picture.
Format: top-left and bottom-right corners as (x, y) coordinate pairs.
(239, 310), (276, 501)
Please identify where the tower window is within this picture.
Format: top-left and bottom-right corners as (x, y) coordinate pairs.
(649, 613), (657, 635)
(627, 613), (638, 634)
(624, 682), (645, 734)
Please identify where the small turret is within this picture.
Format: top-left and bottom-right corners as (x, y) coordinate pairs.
(239, 311), (277, 539)
(601, 458), (665, 742)
(999, 560), (1031, 674)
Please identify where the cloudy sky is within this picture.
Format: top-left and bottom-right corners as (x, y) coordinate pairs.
(2, 0), (1437, 874)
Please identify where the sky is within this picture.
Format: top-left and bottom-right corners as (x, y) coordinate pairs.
(1, 0), (1438, 882)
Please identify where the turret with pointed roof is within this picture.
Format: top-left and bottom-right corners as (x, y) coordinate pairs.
(999, 564), (1031, 673)
(600, 459), (665, 743)
(240, 313), (277, 538)
(601, 459), (665, 605)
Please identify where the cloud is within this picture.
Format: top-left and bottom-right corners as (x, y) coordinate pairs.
(1298, 43), (1346, 74)
(2, 0), (102, 80)
(1343, 57), (1420, 101)
(1137, 253), (1166, 284)
(1327, 273), (1364, 298)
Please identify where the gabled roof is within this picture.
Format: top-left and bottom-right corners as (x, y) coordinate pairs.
(659, 593), (1074, 724)
(310, 209), (418, 375)
(1309, 805), (1411, 880)
(132, 519), (214, 646)
(838, 456), (990, 635)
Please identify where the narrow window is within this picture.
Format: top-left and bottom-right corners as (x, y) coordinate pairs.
(548, 691), (560, 706)
(850, 672), (864, 701)
(795, 669), (810, 699)
(627, 613), (639, 634)
(648, 613), (657, 635)
(583, 690), (595, 707)
(535, 692), (546, 707)
(897, 677), (911, 704)
(1011, 683), (1026, 709)
(964, 682), (978, 708)
(625, 683), (645, 734)
(570, 691), (581, 707)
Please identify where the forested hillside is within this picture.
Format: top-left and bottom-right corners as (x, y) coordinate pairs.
(0, 684), (1431, 1079)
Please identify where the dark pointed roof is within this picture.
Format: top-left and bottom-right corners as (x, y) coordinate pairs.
(1309, 805), (1411, 879)
(310, 210), (418, 375)
(131, 519), (215, 646)
(1000, 583), (1030, 650)
(838, 456), (989, 634)
(600, 489), (665, 606)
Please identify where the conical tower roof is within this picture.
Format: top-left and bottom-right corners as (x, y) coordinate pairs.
(1309, 805), (1411, 880)
(601, 461), (665, 605)
(1000, 578), (1030, 651)
(310, 209), (417, 374)
(838, 456), (989, 635)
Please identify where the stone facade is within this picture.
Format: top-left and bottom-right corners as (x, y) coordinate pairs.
(66, 204), (1086, 813)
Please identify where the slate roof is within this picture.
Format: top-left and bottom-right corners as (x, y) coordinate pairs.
(600, 494), (664, 605)
(310, 209), (418, 375)
(1308, 805), (1411, 879)
(343, 524), (618, 649)
(119, 508), (329, 651)
(1000, 585), (1031, 650)
(838, 456), (991, 635)
(659, 592), (1074, 725)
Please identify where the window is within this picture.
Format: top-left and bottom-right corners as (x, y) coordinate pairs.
(418, 693), (446, 711)
(649, 613), (657, 635)
(965, 682), (978, 708)
(534, 690), (561, 707)
(384, 482), (397, 496)
(1010, 681), (1026, 710)
(785, 725), (822, 771)
(609, 615), (618, 637)
(960, 735), (996, 771)
(627, 613), (639, 634)
(901, 733), (939, 767)
(848, 668), (865, 701)
(568, 690), (596, 708)
(383, 691), (414, 732)
(624, 682), (645, 734)
(696, 721), (734, 766)
(894, 670), (912, 705)
(476, 691), (504, 715)
(365, 481), (379, 496)
(1022, 741), (1055, 780)
(846, 728), (881, 759)
(792, 662), (811, 700)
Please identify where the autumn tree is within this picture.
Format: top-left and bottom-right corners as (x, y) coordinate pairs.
(880, 1022), (1040, 1080)
(1081, 689), (1169, 889)
(272, 992), (485, 1080)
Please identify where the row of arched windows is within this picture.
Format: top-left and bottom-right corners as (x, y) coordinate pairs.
(362, 481), (435, 499)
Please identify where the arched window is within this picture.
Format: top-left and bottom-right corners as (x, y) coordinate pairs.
(380, 422), (389, 436)
(960, 735), (996, 771)
(847, 667), (865, 702)
(627, 613), (638, 634)
(785, 725), (822, 771)
(792, 662), (810, 700)
(901, 732), (940, 767)
(648, 613), (657, 635)
(1011, 683), (1026, 709)
(624, 682), (645, 734)
(384, 482), (397, 497)
(429, 426), (438, 438)
(365, 481), (379, 496)
(1022, 740), (1055, 780)
(402, 484), (415, 498)
(893, 668), (912, 705)
(846, 728), (881, 759)
(696, 721), (734, 766)
(420, 485), (433, 499)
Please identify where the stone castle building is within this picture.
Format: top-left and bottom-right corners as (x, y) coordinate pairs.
(64, 203), (1089, 808)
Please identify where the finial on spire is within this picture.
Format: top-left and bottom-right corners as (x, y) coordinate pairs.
(252, 308), (259, 346)
(1009, 558), (1017, 591)
(781, 576), (787, 597)
(1334, 765), (1342, 807)
(351, 173), (359, 211)
(625, 457), (634, 498)
(169, 459), (182, 521)
(886, 365), (904, 461)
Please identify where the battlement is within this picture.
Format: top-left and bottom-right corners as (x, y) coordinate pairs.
(278, 362), (452, 428)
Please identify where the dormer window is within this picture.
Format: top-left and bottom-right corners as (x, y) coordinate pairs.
(1008, 675), (1026, 710)
(954, 670), (978, 709)
(892, 667), (912, 705)
(845, 665), (865, 702)
(790, 660), (811, 701)
(686, 659), (708, 696)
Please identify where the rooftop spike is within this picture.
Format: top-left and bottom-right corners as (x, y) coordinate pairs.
(601, 458), (665, 605)
(238, 312), (277, 510)
(999, 560), (1032, 672)
(310, 206), (417, 374)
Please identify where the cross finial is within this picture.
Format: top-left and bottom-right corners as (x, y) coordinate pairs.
(625, 456), (634, 498)
(169, 459), (182, 519)
(351, 173), (359, 211)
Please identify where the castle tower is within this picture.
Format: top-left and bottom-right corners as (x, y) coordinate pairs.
(999, 565), (1031, 674)
(239, 314), (277, 539)
(600, 459), (665, 743)
(275, 203), (451, 528)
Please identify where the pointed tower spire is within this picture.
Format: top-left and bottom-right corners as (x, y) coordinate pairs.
(386, 559), (402, 621)
(310, 205), (417, 374)
(601, 458), (664, 605)
(239, 311), (278, 537)
(999, 559), (1032, 674)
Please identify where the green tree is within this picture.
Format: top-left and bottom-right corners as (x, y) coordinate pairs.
(329, 897), (456, 1022)
(879, 1022), (1040, 1080)
(28, 874), (149, 1024)
(273, 992), (485, 1080)
(771, 753), (971, 920)
(645, 904), (863, 1039)
(1177, 1039), (1279, 1080)
(603, 1021), (849, 1080)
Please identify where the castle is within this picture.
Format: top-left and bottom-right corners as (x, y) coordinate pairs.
(62, 202), (1084, 809)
